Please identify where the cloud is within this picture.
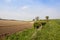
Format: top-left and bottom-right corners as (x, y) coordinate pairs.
(21, 6), (29, 10)
(5, 0), (12, 2)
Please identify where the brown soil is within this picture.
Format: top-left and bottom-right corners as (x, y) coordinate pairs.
(0, 20), (33, 35)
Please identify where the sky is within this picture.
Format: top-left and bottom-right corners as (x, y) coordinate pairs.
(0, 0), (60, 20)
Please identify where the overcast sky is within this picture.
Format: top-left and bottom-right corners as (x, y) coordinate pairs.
(0, 0), (60, 20)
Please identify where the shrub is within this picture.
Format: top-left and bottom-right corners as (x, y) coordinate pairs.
(34, 21), (46, 29)
(41, 21), (46, 26)
(34, 21), (42, 29)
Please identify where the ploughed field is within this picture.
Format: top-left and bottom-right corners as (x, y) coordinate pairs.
(0, 20), (33, 35)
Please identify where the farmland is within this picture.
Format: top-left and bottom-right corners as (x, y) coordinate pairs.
(0, 19), (60, 40)
(0, 20), (33, 34)
(4, 19), (60, 40)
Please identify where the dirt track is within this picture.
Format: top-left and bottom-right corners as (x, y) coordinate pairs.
(0, 20), (33, 35)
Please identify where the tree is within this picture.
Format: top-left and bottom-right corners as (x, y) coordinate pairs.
(33, 19), (35, 21)
(45, 16), (49, 22)
(35, 16), (39, 21)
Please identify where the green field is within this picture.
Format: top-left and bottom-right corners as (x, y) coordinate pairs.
(6, 19), (60, 40)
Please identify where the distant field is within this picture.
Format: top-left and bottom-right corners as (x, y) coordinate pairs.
(0, 20), (33, 35)
(5, 19), (60, 40)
